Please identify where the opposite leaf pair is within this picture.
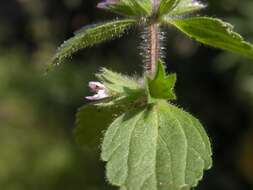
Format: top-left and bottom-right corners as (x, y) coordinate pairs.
(51, 0), (253, 70)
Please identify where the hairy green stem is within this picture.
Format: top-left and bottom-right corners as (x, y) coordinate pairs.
(147, 23), (160, 75)
(146, 0), (160, 75)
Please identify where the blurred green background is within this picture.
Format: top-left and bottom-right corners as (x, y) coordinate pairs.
(0, 0), (253, 189)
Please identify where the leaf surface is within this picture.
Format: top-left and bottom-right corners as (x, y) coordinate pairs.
(164, 17), (253, 59)
(103, 0), (152, 17)
(50, 19), (137, 69)
(158, 0), (180, 16)
(168, 0), (206, 16)
(101, 100), (212, 190)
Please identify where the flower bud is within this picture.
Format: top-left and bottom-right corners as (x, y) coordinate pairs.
(85, 81), (109, 100)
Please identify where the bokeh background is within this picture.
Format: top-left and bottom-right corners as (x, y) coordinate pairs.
(0, 0), (253, 189)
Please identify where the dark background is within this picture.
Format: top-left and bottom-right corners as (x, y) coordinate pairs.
(0, 0), (253, 189)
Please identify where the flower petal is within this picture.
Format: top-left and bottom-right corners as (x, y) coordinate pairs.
(86, 81), (109, 101)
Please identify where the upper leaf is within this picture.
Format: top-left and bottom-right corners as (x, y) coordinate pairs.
(158, 0), (180, 16)
(101, 100), (212, 190)
(97, 0), (152, 17)
(148, 60), (177, 102)
(163, 17), (253, 59)
(50, 19), (137, 70)
(168, 0), (206, 16)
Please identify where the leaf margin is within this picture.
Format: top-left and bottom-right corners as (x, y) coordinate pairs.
(49, 19), (138, 71)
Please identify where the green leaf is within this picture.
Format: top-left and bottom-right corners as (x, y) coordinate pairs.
(74, 104), (124, 147)
(158, 0), (180, 16)
(50, 19), (137, 69)
(148, 60), (177, 101)
(164, 17), (253, 59)
(95, 67), (146, 108)
(128, 0), (152, 16)
(101, 100), (212, 190)
(168, 0), (206, 16)
(97, 67), (142, 94)
(105, 0), (152, 17)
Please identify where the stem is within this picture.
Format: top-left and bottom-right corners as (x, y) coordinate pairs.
(146, 0), (160, 75)
(152, 0), (159, 13)
(148, 23), (160, 75)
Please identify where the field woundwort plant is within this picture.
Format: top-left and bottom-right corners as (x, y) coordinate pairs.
(49, 0), (253, 189)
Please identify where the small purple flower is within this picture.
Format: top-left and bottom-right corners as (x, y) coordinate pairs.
(86, 81), (109, 100)
(97, 0), (119, 9)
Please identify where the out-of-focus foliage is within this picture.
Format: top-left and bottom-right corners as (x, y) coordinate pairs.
(210, 0), (253, 187)
(0, 0), (253, 190)
(0, 0), (133, 190)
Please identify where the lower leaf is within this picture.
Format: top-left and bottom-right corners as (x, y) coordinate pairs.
(75, 104), (124, 147)
(101, 100), (212, 190)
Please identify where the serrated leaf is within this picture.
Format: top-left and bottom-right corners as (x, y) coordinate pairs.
(50, 19), (137, 69)
(168, 0), (206, 16)
(74, 104), (124, 147)
(158, 0), (180, 16)
(101, 100), (212, 190)
(148, 60), (177, 101)
(164, 17), (253, 59)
